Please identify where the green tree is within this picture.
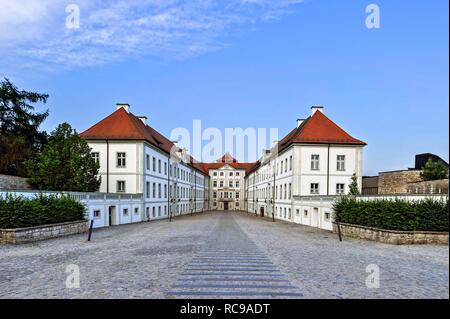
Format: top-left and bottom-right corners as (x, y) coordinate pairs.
(0, 78), (49, 176)
(348, 173), (360, 195)
(26, 123), (101, 192)
(420, 158), (449, 181)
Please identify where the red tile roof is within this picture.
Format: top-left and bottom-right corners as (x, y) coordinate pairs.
(202, 162), (256, 174)
(276, 111), (365, 153)
(216, 152), (238, 163)
(80, 108), (365, 177)
(80, 108), (210, 174)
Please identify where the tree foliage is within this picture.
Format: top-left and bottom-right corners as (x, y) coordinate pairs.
(26, 123), (101, 192)
(420, 158), (449, 181)
(0, 78), (49, 176)
(348, 173), (360, 195)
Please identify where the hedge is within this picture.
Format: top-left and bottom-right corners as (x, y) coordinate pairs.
(333, 197), (449, 232)
(0, 194), (86, 229)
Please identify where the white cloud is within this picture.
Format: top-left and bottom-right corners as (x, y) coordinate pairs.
(0, 0), (303, 71)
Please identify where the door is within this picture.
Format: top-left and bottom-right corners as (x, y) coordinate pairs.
(224, 202), (229, 210)
(311, 207), (319, 228)
(260, 207), (264, 217)
(108, 206), (116, 226)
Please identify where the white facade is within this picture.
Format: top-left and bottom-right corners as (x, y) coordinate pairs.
(208, 165), (246, 211)
(84, 105), (210, 227)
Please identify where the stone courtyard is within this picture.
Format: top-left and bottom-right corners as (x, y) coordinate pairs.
(0, 211), (448, 299)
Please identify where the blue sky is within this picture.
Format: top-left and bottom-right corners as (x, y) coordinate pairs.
(1, 0), (448, 175)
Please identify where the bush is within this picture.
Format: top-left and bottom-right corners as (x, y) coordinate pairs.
(0, 194), (86, 229)
(333, 196), (449, 231)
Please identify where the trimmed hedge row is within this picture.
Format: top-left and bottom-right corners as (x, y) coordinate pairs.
(0, 194), (86, 229)
(333, 197), (449, 232)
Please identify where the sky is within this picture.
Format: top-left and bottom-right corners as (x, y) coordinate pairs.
(0, 0), (448, 175)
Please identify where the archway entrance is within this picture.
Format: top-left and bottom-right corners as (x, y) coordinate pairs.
(224, 202), (229, 210)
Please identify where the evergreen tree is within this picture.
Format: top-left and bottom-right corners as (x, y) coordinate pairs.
(0, 78), (49, 176)
(420, 158), (449, 181)
(26, 123), (101, 192)
(348, 173), (360, 195)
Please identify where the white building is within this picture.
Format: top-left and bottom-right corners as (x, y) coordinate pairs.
(245, 106), (366, 230)
(203, 153), (253, 211)
(80, 104), (365, 231)
(80, 104), (210, 227)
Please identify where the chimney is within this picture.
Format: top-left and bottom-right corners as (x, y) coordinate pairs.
(116, 103), (130, 112)
(297, 118), (305, 128)
(311, 105), (324, 115)
(137, 116), (147, 125)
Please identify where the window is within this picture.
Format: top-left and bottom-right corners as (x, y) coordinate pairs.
(219, 181), (224, 187)
(229, 181), (233, 187)
(123, 208), (129, 216)
(235, 181), (240, 188)
(158, 159), (162, 173)
(310, 183), (319, 194)
(117, 153), (126, 167)
(152, 182), (156, 198)
(134, 207), (139, 215)
(311, 155), (319, 170)
(304, 210), (308, 217)
(236, 202), (239, 207)
(153, 157), (156, 172)
(337, 155), (346, 171)
(93, 210), (100, 218)
(164, 162), (167, 175)
(213, 192), (217, 199)
(324, 212), (331, 221)
(220, 172), (224, 177)
(236, 172), (240, 177)
(289, 183), (292, 199)
(296, 209), (300, 216)
(285, 158), (288, 172)
(92, 152), (100, 164)
(117, 181), (126, 192)
(146, 155), (150, 170)
(164, 185), (167, 198)
(213, 180), (217, 187)
(146, 181), (150, 198)
(229, 172), (233, 177)
(236, 192), (240, 199)
(158, 206), (161, 217)
(289, 156), (293, 171)
(213, 172), (217, 176)
(158, 184), (161, 198)
(152, 207), (156, 218)
(336, 183), (345, 195)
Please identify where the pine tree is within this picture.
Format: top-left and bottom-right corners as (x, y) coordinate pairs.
(0, 78), (49, 176)
(420, 158), (449, 181)
(26, 123), (101, 192)
(348, 173), (360, 195)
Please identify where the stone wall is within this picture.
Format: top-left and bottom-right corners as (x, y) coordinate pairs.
(0, 174), (31, 190)
(0, 220), (88, 245)
(378, 170), (422, 194)
(333, 222), (449, 245)
(407, 179), (449, 195)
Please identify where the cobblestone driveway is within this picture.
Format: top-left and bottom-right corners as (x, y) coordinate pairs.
(0, 211), (448, 298)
